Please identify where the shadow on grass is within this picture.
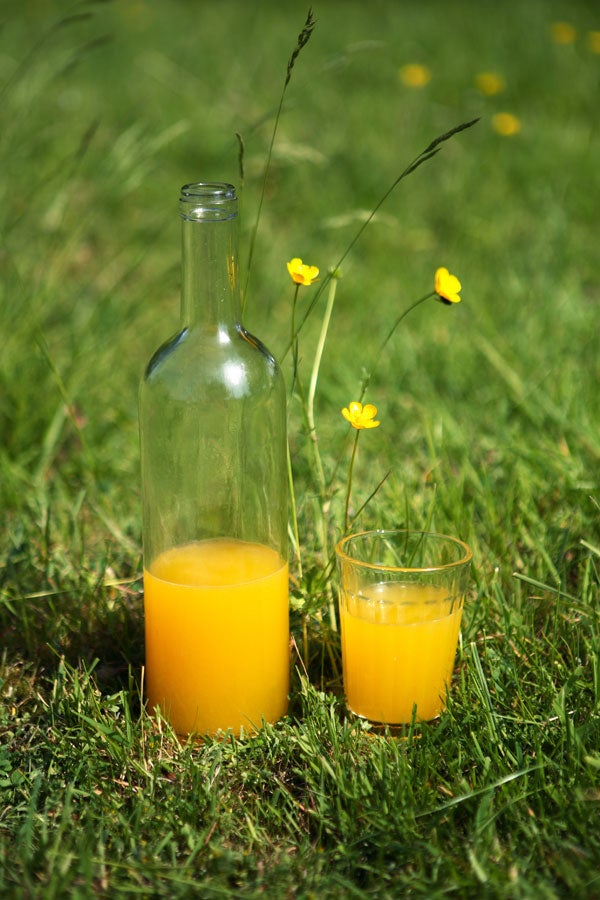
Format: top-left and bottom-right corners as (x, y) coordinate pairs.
(0, 544), (145, 695)
(1, 552), (346, 707)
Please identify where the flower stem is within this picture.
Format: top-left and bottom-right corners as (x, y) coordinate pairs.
(291, 283), (300, 391)
(307, 274), (338, 500)
(344, 428), (361, 533)
(287, 438), (302, 578)
(360, 292), (434, 400)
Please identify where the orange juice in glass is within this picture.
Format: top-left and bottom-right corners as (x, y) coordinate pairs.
(336, 530), (471, 725)
(144, 538), (289, 737)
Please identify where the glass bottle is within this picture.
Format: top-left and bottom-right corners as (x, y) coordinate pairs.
(139, 183), (288, 737)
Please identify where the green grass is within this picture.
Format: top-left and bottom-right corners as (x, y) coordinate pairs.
(1, 0), (600, 896)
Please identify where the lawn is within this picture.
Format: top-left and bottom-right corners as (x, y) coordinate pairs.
(1, 0), (599, 896)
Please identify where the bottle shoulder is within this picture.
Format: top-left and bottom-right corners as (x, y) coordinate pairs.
(141, 325), (284, 402)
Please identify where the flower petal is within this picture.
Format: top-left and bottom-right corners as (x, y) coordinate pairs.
(434, 266), (462, 304)
(362, 403), (378, 419)
(341, 400), (381, 429)
(287, 257), (319, 285)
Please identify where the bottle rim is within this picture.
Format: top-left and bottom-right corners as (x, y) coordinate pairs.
(179, 183), (237, 221)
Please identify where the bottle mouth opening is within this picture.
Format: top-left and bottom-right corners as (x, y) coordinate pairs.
(179, 182), (237, 221)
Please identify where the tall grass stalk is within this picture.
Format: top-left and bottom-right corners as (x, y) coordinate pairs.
(242, 7), (316, 311)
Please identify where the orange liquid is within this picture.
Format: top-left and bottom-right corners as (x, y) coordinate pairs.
(143, 539), (289, 736)
(340, 581), (463, 724)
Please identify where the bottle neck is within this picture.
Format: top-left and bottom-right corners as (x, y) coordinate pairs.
(179, 183), (241, 330)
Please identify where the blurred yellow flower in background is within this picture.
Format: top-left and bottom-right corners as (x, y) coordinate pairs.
(475, 72), (505, 96)
(287, 257), (319, 286)
(587, 31), (600, 54)
(492, 112), (521, 136)
(342, 402), (380, 430)
(550, 22), (577, 44)
(399, 64), (431, 87)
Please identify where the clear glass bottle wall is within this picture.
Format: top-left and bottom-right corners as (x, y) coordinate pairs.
(139, 183), (289, 737)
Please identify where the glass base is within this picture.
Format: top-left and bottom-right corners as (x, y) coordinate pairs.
(346, 704), (441, 738)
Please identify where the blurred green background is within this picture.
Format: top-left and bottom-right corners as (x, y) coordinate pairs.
(1, 0), (599, 648)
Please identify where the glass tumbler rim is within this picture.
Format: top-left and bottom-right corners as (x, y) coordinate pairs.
(335, 529), (473, 574)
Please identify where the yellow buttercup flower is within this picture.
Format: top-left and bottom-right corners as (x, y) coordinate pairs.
(287, 257), (319, 286)
(475, 72), (505, 96)
(434, 267), (462, 305)
(492, 112), (521, 136)
(342, 401), (380, 430)
(587, 31), (600, 54)
(550, 22), (576, 45)
(399, 63), (431, 88)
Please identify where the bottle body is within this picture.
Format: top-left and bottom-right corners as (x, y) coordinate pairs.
(139, 184), (288, 736)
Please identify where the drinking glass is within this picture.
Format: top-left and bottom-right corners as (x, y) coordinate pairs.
(336, 530), (472, 725)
